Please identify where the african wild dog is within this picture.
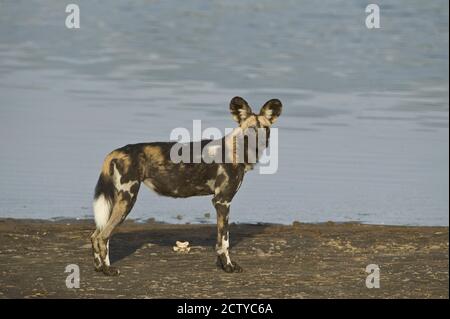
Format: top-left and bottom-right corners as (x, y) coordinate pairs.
(91, 97), (282, 276)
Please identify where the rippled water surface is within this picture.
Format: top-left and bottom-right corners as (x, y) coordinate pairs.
(0, 0), (448, 225)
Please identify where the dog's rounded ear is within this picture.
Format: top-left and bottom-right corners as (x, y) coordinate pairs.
(230, 96), (253, 124)
(259, 99), (282, 124)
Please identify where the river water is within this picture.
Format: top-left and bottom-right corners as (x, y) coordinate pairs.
(0, 0), (448, 225)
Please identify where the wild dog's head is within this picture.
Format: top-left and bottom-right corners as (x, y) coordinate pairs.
(229, 96), (282, 163)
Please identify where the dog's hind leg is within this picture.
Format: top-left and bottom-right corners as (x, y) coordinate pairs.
(94, 184), (140, 276)
(91, 171), (116, 272)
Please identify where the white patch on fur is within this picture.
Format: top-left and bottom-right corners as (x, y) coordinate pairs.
(93, 194), (110, 230)
(206, 179), (216, 191)
(113, 163), (137, 194)
(104, 240), (110, 266)
(216, 232), (232, 264)
(222, 234), (229, 250)
(216, 200), (230, 208)
(217, 165), (225, 175)
(214, 166), (230, 196)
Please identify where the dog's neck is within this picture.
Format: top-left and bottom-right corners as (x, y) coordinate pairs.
(222, 127), (264, 169)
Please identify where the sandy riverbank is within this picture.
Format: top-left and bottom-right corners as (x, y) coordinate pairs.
(0, 218), (447, 298)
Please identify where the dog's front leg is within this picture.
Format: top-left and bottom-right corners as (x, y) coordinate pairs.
(212, 197), (243, 273)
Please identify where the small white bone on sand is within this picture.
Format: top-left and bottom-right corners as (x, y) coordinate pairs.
(173, 241), (190, 253)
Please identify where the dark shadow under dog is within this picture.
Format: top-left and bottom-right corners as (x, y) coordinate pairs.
(109, 223), (271, 264)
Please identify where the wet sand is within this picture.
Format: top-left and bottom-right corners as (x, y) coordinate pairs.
(0, 218), (448, 299)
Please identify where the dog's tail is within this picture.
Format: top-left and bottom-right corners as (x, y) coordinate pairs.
(93, 164), (116, 231)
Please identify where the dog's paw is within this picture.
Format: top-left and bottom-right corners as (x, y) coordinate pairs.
(101, 266), (120, 276)
(223, 262), (243, 273)
(216, 256), (243, 273)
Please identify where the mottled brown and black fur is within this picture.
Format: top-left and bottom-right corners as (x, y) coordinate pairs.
(91, 97), (282, 276)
